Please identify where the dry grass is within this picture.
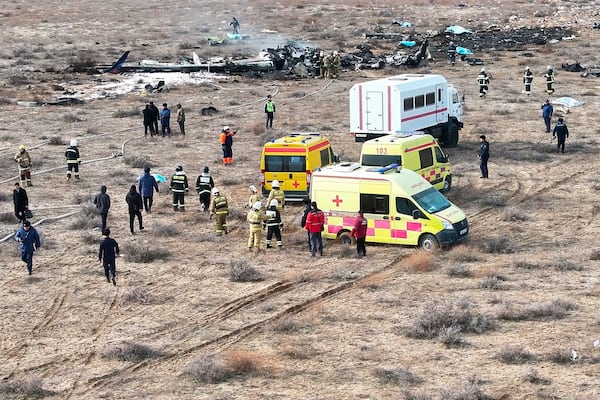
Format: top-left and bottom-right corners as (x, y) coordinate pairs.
(401, 250), (436, 273)
(102, 341), (165, 362)
(183, 353), (231, 383)
(522, 368), (552, 385)
(446, 245), (481, 262)
(229, 260), (264, 282)
(495, 345), (536, 364)
(498, 299), (576, 321)
(445, 264), (472, 278)
(123, 286), (158, 305)
(225, 349), (275, 377)
(0, 376), (53, 398)
(373, 366), (422, 386)
(122, 241), (170, 263)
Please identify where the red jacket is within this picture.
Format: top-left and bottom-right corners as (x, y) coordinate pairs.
(305, 209), (325, 233)
(351, 215), (368, 239)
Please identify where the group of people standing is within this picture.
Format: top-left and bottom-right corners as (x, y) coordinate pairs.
(317, 51), (341, 79)
(143, 102), (185, 137)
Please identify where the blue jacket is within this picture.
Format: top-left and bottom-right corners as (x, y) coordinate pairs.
(139, 172), (159, 197)
(15, 226), (40, 253)
(542, 103), (553, 118)
(160, 108), (171, 124)
(99, 237), (120, 262)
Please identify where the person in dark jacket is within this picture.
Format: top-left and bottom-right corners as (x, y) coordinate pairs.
(15, 220), (41, 275)
(552, 117), (569, 153)
(351, 210), (368, 258)
(13, 182), (29, 223)
(305, 201), (325, 257)
(138, 166), (159, 213)
(94, 185), (111, 230)
(149, 102), (160, 135)
(195, 166), (214, 212)
(65, 138), (81, 182)
(170, 165), (189, 211)
(126, 185), (144, 234)
(300, 196), (312, 250)
(541, 99), (554, 133)
(143, 104), (156, 137)
(265, 199), (283, 249)
(98, 228), (119, 285)
(265, 95), (275, 128)
(447, 41), (457, 65)
(478, 135), (490, 179)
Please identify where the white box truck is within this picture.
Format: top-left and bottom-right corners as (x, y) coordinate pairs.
(349, 74), (464, 147)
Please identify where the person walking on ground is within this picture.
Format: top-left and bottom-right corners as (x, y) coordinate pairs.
(230, 17), (240, 34)
(220, 126), (235, 165)
(267, 180), (285, 211)
(15, 220), (41, 276)
(300, 196), (312, 250)
(545, 65), (555, 94)
(94, 185), (111, 230)
(195, 166), (214, 212)
(351, 210), (368, 259)
(138, 166), (159, 213)
(265, 199), (283, 249)
(265, 95), (275, 129)
(447, 41), (457, 65)
(477, 67), (489, 97)
(210, 187), (229, 236)
(65, 138), (81, 182)
(247, 185), (261, 208)
(247, 201), (266, 253)
(126, 185), (144, 234)
(305, 201), (325, 257)
(523, 66), (534, 95)
(149, 101), (160, 135)
(160, 103), (171, 137)
(13, 182), (29, 224)
(541, 99), (554, 133)
(176, 103), (185, 136)
(329, 51), (340, 78)
(553, 117), (569, 153)
(170, 165), (189, 211)
(478, 135), (490, 179)
(98, 228), (119, 286)
(14, 144), (33, 187)
(143, 104), (156, 137)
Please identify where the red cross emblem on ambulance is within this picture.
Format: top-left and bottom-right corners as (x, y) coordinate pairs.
(332, 195), (343, 207)
(292, 180), (300, 188)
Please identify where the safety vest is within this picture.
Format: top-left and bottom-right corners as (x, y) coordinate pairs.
(477, 73), (489, 86)
(65, 146), (80, 164)
(268, 189), (285, 210)
(265, 207), (281, 227)
(170, 173), (188, 192)
(266, 100), (275, 113)
(248, 193), (261, 208)
(213, 195), (228, 214)
(196, 174), (212, 194)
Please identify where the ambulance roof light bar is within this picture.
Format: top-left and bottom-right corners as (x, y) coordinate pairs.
(377, 163), (401, 174)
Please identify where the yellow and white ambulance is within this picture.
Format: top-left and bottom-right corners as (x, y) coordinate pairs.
(310, 162), (468, 250)
(261, 133), (337, 202)
(360, 131), (452, 192)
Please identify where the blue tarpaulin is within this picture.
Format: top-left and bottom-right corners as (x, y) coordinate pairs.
(445, 25), (473, 35)
(457, 46), (473, 55)
(399, 41), (416, 47)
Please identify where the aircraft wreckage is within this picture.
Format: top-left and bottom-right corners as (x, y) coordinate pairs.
(90, 25), (577, 78)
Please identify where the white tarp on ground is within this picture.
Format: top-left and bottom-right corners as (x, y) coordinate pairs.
(553, 97), (585, 108)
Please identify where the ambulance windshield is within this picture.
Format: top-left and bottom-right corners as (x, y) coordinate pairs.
(413, 187), (451, 213)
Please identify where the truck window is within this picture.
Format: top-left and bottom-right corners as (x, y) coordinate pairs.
(419, 148), (433, 169)
(320, 148), (330, 167)
(360, 194), (389, 215)
(415, 94), (425, 108)
(361, 154), (401, 167)
(265, 156), (306, 172)
(396, 197), (418, 216)
(403, 97), (413, 111)
(426, 92), (435, 105)
(434, 147), (446, 163)
(453, 92), (459, 103)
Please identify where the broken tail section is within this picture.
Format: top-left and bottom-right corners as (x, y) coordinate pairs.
(104, 51), (130, 74)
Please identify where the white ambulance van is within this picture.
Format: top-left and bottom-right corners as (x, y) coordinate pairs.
(310, 162), (468, 250)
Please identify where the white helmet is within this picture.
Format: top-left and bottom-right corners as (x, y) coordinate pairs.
(480, 67), (486, 73)
(223, 125), (230, 131)
(253, 201), (262, 210)
(547, 65), (552, 70)
(270, 199), (279, 208)
(70, 139), (78, 146)
(249, 185), (257, 193)
(271, 180), (280, 188)
(212, 187), (220, 195)
(333, 51), (338, 56)
(525, 66), (530, 70)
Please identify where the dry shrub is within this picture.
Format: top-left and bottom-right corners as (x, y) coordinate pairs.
(547, 348), (578, 364)
(281, 269), (322, 283)
(0, 376), (53, 398)
(123, 286), (157, 305)
(496, 345), (536, 364)
(402, 250), (436, 273)
(153, 222), (180, 237)
(280, 343), (315, 360)
(229, 260), (264, 282)
(502, 207), (528, 222)
(123, 155), (154, 169)
(514, 259), (542, 270)
(102, 341), (165, 362)
(437, 326), (467, 348)
(0, 212), (16, 223)
(0, 192), (11, 202)
(62, 114), (82, 123)
(405, 298), (497, 339)
(250, 122), (265, 135)
(47, 136), (65, 145)
(68, 204), (101, 230)
(338, 244), (355, 258)
(122, 241), (170, 263)
(479, 235), (514, 254)
(272, 317), (302, 333)
(445, 264), (472, 278)
(401, 391), (432, 400)
(112, 108), (139, 118)
(446, 245), (481, 262)
(498, 299), (575, 321)
(439, 379), (488, 400)
(478, 274), (505, 290)
(522, 369), (551, 385)
(553, 256), (584, 272)
(590, 249), (600, 260)
(373, 366), (422, 385)
(225, 350), (275, 377)
(184, 353), (231, 383)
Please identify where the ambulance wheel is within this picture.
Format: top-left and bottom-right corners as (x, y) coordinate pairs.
(419, 234), (439, 251)
(442, 176), (452, 193)
(339, 232), (353, 245)
(446, 123), (459, 148)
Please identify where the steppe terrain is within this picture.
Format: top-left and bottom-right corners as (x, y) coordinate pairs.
(1, 0), (600, 399)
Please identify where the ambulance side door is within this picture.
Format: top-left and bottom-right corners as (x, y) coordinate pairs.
(359, 192), (392, 244)
(391, 196), (423, 245)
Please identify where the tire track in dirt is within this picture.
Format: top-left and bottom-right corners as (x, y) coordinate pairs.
(85, 255), (403, 392)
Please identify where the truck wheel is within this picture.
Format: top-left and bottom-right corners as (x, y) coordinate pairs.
(339, 232), (353, 245)
(442, 176), (452, 193)
(419, 233), (439, 251)
(447, 123), (459, 148)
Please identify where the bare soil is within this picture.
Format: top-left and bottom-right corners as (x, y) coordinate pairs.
(1, 1), (600, 399)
